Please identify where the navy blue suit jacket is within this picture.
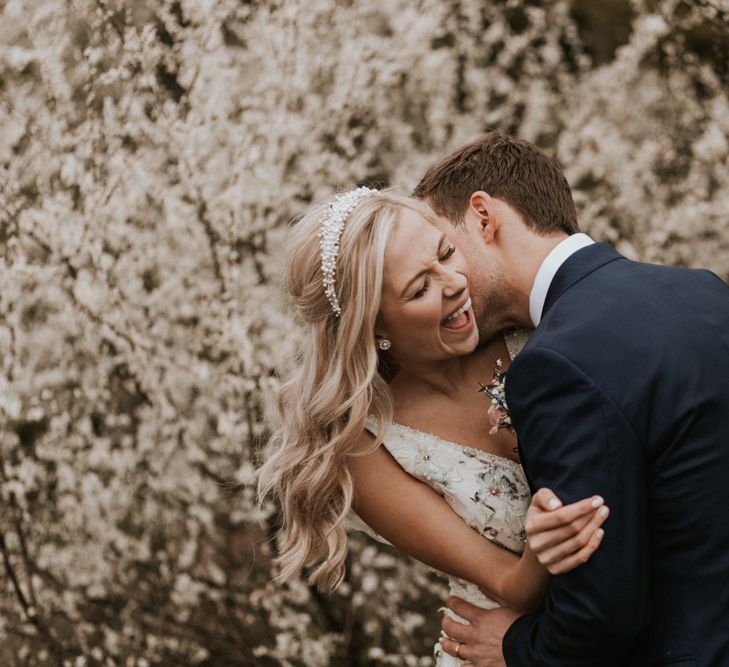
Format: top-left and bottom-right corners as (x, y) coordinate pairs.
(502, 243), (729, 667)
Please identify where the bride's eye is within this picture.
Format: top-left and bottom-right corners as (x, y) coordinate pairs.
(439, 245), (456, 262)
(413, 277), (430, 299)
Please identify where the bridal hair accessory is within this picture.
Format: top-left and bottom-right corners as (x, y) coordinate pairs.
(377, 338), (391, 351)
(319, 186), (379, 317)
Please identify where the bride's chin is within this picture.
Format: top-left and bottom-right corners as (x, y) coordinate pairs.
(438, 328), (479, 355)
(441, 339), (479, 358)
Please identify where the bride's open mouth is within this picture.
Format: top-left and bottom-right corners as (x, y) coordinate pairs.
(441, 296), (473, 332)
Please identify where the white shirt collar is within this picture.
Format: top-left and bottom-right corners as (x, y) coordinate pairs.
(529, 233), (595, 327)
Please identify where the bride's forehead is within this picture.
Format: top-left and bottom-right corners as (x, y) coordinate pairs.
(385, 218), (439, 263)
(396, 205), (435, 228)
(381, 212), (442, 289)
(390, 208), (439, 245)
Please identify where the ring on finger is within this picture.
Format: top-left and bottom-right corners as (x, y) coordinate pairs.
(456, 641), (463, 658)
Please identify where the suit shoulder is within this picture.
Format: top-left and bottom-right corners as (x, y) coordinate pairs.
(507, 344), (593, 394)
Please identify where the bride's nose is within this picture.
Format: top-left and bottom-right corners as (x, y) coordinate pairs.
(442, 268), (468, 299)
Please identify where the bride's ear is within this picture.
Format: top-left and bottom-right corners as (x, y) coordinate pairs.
(469, 191), (500, 244)
(374, 318), (391, 350)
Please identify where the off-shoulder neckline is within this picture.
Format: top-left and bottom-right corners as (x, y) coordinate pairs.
(384, 420), (524, 473)
(365, 329), (530, 475)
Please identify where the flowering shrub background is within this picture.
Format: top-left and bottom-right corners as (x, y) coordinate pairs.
(1, 0), (727, 665)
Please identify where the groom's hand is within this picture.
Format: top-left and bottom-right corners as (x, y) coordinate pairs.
(440, 596), (522, 666)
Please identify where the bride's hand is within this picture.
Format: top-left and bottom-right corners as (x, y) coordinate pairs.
(525, 488), (609, 575)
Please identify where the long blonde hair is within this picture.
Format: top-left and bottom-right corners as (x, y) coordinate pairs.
(257, 189), (435, 591)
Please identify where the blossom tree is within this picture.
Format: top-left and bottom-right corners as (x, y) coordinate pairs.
(1, 0), (727, 665)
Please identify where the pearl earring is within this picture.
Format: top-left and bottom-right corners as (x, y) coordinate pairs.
(378, 338), (392, 351)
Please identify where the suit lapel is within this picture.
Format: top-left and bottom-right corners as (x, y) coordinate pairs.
(511, 243), (624, 493)
(541, 242), (624, 320)
(516, 243), (623, 494)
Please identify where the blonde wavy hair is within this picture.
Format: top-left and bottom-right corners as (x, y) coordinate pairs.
(257, 188), (437, 591)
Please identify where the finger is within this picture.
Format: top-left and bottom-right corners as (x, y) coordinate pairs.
(532, 487), (563, 511)
(528, 502), (609, 553)
(439, 635), (458, 658)
(442, 616), (474, 643)
(446, 595), (482, 622)
(549, 527), (605, 575)
(549, 526), (605, 575)
(534, 506), (608, 562)
(538, 505), (610, 566)
(527, 513), (593, 553)
(526, 495), (604, 534)
(439, 636), (474, 662)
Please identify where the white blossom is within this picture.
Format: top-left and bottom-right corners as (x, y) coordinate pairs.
(1, 0), (727, 664)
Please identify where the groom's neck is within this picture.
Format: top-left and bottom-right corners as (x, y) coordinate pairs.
(505, 231), (567, 322)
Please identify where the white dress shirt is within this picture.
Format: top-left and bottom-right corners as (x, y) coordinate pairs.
(529, 233), (595, 327)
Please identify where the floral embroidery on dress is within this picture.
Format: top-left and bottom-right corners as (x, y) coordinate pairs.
(363, 417), (530, 557)
(356, 331), (531, 666)
(360, 416), (531, 666)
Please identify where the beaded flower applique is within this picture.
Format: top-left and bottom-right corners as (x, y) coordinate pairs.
(479, 358), (515, 435)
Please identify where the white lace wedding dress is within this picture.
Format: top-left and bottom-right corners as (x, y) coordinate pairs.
(352, 330), (531, 666)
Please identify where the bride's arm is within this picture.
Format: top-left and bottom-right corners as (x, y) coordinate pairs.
(348, 435), (606, 613)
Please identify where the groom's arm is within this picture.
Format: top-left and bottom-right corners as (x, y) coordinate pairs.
(502, 346), (650, 667)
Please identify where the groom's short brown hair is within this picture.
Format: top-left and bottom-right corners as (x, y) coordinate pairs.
(413, 133), (579, 235)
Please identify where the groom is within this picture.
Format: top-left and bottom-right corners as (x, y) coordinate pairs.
(414, 134), (729, 667)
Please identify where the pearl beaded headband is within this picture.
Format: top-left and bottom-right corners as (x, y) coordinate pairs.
(319, 186), (378, 317)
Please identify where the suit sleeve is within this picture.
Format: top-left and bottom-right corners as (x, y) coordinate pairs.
(502, 346), (650, 667)
(700, 268), (729, 292)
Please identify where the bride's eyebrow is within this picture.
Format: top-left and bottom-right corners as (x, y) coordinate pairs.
(400, 233), (446, 297)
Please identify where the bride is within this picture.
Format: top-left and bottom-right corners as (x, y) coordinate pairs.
(257, 187), (608, 665)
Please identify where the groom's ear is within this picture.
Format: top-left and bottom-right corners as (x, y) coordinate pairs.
(469, 191), (500, 244)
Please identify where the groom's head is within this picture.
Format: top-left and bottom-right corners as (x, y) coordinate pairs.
(414, 133), (580, 339)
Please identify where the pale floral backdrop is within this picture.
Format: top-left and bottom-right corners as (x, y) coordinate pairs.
(1, 1), (727, 665)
